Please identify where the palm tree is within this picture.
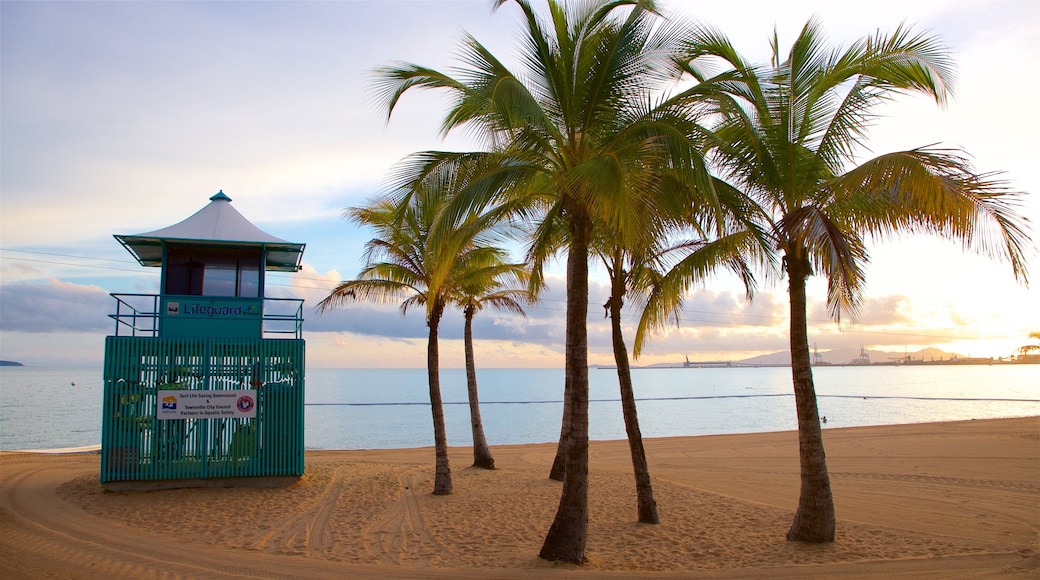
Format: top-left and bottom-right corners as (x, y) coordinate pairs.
(457, 264), (533, 469)
(600, 242), (660, 524)
(678, 19), (1032, 542)
(373, 0), (712, 562)
(619, 179), (773, 524)
(1017, 331), (1040, 356)
(317, 168), (511, 496)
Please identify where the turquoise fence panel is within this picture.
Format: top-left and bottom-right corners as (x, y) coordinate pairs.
(101, 336), (305, 483)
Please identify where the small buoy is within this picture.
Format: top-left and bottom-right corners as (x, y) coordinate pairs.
(71, 381), (76, 386)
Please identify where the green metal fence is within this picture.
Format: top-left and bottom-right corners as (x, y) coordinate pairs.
(101, 336), (305, 483)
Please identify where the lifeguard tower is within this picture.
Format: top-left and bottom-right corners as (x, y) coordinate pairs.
(101, 191), (306, 485)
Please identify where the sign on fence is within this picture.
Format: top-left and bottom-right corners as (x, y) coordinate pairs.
(157, 389), (257, 420)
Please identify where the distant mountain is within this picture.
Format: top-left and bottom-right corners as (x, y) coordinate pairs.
(0, 360), (24, 366)
(736, 351), (791, 366)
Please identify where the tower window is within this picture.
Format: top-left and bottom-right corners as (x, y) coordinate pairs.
(165, 245), (262, 297)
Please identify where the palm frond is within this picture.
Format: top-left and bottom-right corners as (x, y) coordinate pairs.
(633, 229), (762, 356)
(828, 147), (1032, 284)
(781, 206), (867, 321)
(371, 63), (465, 127)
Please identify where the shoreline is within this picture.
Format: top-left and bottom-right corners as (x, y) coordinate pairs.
(2, 416), (1037, 578)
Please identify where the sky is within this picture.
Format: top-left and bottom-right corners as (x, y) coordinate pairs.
(1, 0), (1038, 369)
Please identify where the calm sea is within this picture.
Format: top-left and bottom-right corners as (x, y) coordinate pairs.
(1, 365), (1037, 451)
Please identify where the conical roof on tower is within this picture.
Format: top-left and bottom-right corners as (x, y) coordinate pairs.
(114, 191), (305, 271)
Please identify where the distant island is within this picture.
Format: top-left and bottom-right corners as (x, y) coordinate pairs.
(0, 360), (25, 366)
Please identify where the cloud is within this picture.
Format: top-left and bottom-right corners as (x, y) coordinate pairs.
(0, 279), (111, 333)
(0, 259), (45, 282)
(307, 302), (428, 338)
(854, 295), (913, 326)
(947, 307), (978, 328)
(0, 261), (1030, 366)
(0, 1), (503, 248)
(654, 288), (787, 330)
(1, 1), (1036, 365)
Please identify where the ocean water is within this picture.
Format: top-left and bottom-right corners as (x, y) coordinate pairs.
(1, 364), (1037, 451)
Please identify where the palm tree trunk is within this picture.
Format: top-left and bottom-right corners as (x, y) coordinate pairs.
(548, 375), (572, 481)
(607, 281), (659, 524)
(549, 256), (576, 482)
(428, 304), (452, 495)
(549, 378), (574, 482)
(464, 305), (495, 469)
(539, 216), (591, 563)
(785, 253), (835, 542)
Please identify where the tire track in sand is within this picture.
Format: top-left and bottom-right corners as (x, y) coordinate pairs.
(245, 464), (382, 559)
(832, 471), (1040, 493)
(361, 466), (440, 566)
(0, 460), (276, 579)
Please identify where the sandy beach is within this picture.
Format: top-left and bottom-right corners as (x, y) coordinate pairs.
(1, 416), (1037, 578)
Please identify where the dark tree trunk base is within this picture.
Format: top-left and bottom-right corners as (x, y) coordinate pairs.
(472, 458), (495, 470)
(787, 521), (835, 543)
(637, 496), (660, 525)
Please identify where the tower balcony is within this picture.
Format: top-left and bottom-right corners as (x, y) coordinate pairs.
(109, 293), (304, 340)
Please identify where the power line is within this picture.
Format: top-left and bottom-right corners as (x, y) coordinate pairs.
(1, 248), (136, 264)
(0, 255), (150, 274)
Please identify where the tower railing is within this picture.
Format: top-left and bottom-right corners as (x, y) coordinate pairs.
(109, 293), (304, 339)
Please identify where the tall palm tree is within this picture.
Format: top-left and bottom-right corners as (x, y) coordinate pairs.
(600, 242), (660, 524)
(1017, 331), (1040, 356)
(317, 169), (511, 496)
(619, 180), (772, 524)
(373, 0), (712, 562)
(457, 264), (533, 469)
(678, 19), (1032, 542)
